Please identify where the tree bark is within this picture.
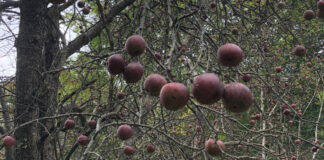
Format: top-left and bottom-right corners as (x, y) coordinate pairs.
(14, 0), (136, 159)
(15, 0), (60, 159)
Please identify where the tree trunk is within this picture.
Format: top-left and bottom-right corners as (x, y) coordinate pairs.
(15, 1), (60, 159)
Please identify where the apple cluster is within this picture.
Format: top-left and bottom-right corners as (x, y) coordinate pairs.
(317, 0), (324, 19)
(116, 124), (155, 156)
(302, 1), (324, 20)
(105, 35), (145, 84)
(62, 118), (97, 146)
(108, 37), (256, 157)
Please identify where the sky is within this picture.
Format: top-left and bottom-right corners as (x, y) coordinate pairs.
(0, 4), (79, 78)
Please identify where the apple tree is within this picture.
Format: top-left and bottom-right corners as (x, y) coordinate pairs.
(0, 0), (323, 160)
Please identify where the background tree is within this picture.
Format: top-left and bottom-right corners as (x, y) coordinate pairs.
(0, 0), (323, 160)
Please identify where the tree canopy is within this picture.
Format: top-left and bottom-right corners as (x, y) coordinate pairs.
(0, 0), (323, 160)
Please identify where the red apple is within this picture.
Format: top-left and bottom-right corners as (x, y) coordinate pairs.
(210, 2), (216, 8)
(160, 83), (189, 111)
(146, 144), (155, 153)
(318, 0), (324, 10)
(154, 52), (162, 60)
(64, 119), (75, 130)
(222, 82), (253, 113)
(237, 144), (243, 149)
(196, 125), (201, 132)
(124, 146), (135, 156)
(293, 45), (306, 57)
(205, 139), (225, 156)
(283, 109), (291, 116)
(291, 156), (297, 160)
(88, 120), (96, 129)
(241, 74), (251, 82)
(275, 66), (283, 73)
(123, 62), (144, 83)
(2, 136), (16, 148)
(217, 44), (243, 67)
(117, 124), (133, 140)
(106, 54), (126, 75)
(144, 74), (167, 96)
(77, 135), (89, 146)
(125, 35), (146, 57)
(312, 146), (318, 152)
(82, 7), (90, 15)
(77, 1), (85, 8)
(117, 92), (125, 99)
(231, 28), (239, 35)
(295, 139), (301, 144)
(277, 2), (286, 8)
(304, 10), (315, 20)
(307, 62), (312, 68)
(192, 73), (224, 105)
(288, 120), (293, 125)
(250, 120), (255, 125)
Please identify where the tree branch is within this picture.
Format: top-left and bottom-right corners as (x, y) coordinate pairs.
(0, 1), (20, 12)
(61, 0), (136, 59)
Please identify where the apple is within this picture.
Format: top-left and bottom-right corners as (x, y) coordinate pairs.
(117, 92), (125, 99)
(205, 139), (225, 156)
(180, 47), (187, 52)
(123, 62), (144, 83)
(291, 156), (297, 160)
(295, 139), (301, 144)
(277, 2), (286, 8)
(154, 52), (162, 60)
(288, 120), (293, 125)
(179, 57), (186, 62)
(2, 136), (16, 148)
(144, 74), (167, 96)
(303, 10), (315, 20)
(77, 1), (85, 8)
(250, 120), (255, 125)
(237, 144), (243, 149)
(64, 119), (75, 130)
(77, 135), (89, 146)
(117, 124), (133, 140)
(196, 125), (201, 132)
(160, 83), (189, 111)
(82, 7), (90, 15)
(192, 73), (224, 105)
(222, 82), (253, 113)
(241, 74), (251, 82)
(283, 109), (291, 116)
(275, 66), (283, 73)
(318, 0), (324, 10)
(87, 120), (96, 129)
(217, 44), (243, 67)
(124, 146), (135, 156)
(293, 45), (306, 57)
(146, 144), (155, 153)
(106, 54), (126, 75)
(231, 28), (239, 35)
(307, 62), (312, 68)
(312, 146), (318, 152)
(125, 35), (146, 57)
(210, 2), (216, 8)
